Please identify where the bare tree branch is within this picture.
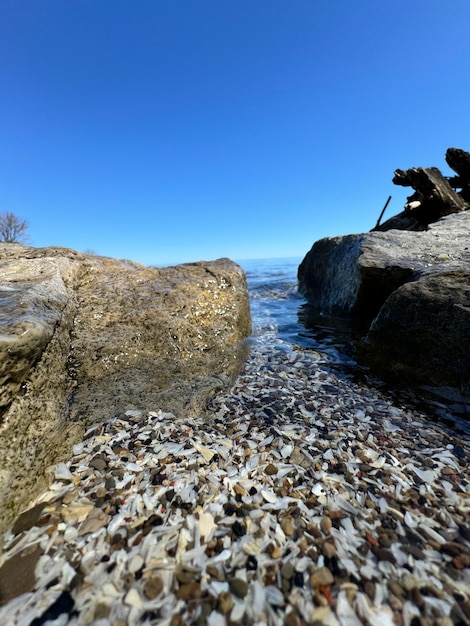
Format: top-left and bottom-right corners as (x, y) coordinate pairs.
(0, 212), (29, 243)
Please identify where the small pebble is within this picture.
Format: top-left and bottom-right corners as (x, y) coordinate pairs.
(143, 575), (164, 599)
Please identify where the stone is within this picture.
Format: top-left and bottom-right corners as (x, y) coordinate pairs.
(299, 212), (470, 325)
(362, 271), (470, 394)
(280, 515), (295, 536)
(143, 575), (164, 599)
(176, 581), (203, 601)
(265, 463), (278, 475)
(298, 212), (470, 405)
(229, 577), (248, 598)
(0, 543), (42, 605)
(78, 508), (110, 536)
(217, 591), (234, 614)
(310, 566), (334, 588)
(0, 245), (251, 533)
(11, 502), (46, 534)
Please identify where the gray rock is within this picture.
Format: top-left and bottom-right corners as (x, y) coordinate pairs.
(0, 244), (251, 532)
(298, 212), (470, 404)
(298, 212), (470, 325)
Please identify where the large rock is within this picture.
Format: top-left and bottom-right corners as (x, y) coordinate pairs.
(361, 271), (470, 396)
(0, 245), (251, 532)
(298, 212), (470, 403)
(299, 212), (470, 324)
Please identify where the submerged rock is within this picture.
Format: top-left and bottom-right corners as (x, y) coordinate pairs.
(0, 244), (251, 532)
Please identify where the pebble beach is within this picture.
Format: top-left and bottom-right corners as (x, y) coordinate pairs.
(0, 336), (469, 626)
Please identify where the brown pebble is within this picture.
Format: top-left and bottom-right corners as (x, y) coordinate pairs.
(284, 612), (301, 626)
(229, 577), (248, 598)
(265, 463), (279, 475)
(217, 591), (234, 614)
(175, 568), (197, 584)
(373, 547), (396, 564)
(364, 581), (375, 601)
(176, 581), (202, 601)
(322, 540), (337, 559)
(95, 486), (107, 499)
(388, 592), (403, 612)
(206, 565), (224, 582)
(378, 533), (393, 548)
(90, 457), (107, 472)
(94, 603), (111, 619)
(11, 503), (47, 535)
(144, 575), (164, 599)
(452, 553), (470, 570)
(441, 542), (465, 557)
(320, 516), (332, 535)
(310, 566), (334, 588)
(170, 615), (185, 626)
(411, 586), (425, 609)
(388, 579), (405, 599)
(0, 543), (42, 605)
(306, 523), (322, 539)
(281, 561), (295, 580)
(280, 515), (295, 536)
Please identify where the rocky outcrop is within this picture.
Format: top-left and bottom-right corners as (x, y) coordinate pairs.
(298, 211), (470, 406)
(0, 245), (251, 531)
(298, 212), (470, 325)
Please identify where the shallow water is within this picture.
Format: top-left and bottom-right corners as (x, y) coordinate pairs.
(238, 257), (470, 435)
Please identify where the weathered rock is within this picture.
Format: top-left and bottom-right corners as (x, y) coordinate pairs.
(299, 212), (470, 325)
(0, 244), (251, 532)
(298, 212), (470, 403)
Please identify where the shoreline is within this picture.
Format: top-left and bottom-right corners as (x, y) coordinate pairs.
(1, 341), (469, 625)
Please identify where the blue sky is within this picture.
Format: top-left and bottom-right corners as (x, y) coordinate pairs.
(1, 1), (470, 265)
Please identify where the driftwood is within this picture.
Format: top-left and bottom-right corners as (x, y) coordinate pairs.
(372, 148), (470, 232)
(446, 147), (470, 202)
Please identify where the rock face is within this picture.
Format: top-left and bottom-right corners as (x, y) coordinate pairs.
(0, 245), (251, 531)
(298, 212), (470, 403)
(362, 271), (470, 396)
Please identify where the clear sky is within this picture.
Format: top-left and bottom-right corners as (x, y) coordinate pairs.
(1, 1), (470, 265)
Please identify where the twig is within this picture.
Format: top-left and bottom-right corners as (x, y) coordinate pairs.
(374, 195), (392, 229)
